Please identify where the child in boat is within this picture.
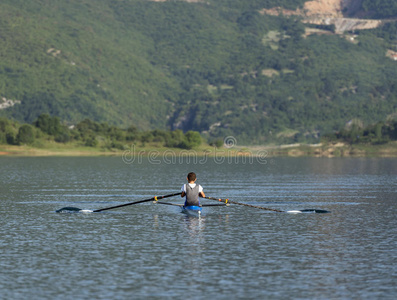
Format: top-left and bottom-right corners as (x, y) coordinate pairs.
(181, 172), (205, 207)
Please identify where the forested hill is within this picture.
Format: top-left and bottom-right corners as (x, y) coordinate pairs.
(0, 0), (396, 144)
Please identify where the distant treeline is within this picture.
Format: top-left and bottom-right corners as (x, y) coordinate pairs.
(0, 114), (202, 150)
(2, 114), (397, 149)
(321, 119), (397, 145)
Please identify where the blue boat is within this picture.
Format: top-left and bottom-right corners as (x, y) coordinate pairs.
(181, 205), (202, 217)
(152, 201), (227, 217)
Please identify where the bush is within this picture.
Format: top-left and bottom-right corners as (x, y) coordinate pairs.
(180, 131), (202, 149)
(55, 131), (71, 143)
(165, 130), (185, 148)
(85, 135), (98, 147)
(0, 118), (10, 132)
(111, 141), (126, 150)
(0, 132), (5, 144)
(210, 138), (224, 148)
(17, 124), (35, 145)
(6, 132), (16, 145)
(34, 113), (62, 136)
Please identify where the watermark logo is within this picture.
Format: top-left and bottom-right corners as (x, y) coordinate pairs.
(224, 136), (237, 148)
(122, 136), (269, 165)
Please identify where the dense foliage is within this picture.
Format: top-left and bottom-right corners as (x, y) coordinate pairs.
(362, 0), (397, 18)
(0, 0), (396, 144)
(322, 119), (397, 145)
(0, 114), (202, 149)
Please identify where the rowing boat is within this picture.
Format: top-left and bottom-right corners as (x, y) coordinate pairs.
(154, 201), (227, 217)
(181, 205), (202, 217)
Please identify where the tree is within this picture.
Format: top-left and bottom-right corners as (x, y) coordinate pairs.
(180, 131), (202, 149)
(362, 0), (397, 18)
(17, 124), (35, 145)
(165, 130), (185, 148)
(6, 132), (16, 145)
(0, 118), (10, 132)
(55, 131), (71, 143)
(84, 135), (98, 147)
(0, 118), (16, 145)
(34, 113), (62, 136)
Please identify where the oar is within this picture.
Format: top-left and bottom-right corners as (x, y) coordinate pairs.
(56, 192), (182, 213)
(204, 196), (283, 212)
(155, 201), (184, 207)
(201, 203), (228, 207)
(203, 197), (329, 213)
(93, 192), (182, 212)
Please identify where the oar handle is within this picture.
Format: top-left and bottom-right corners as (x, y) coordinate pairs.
(155, 201), (184, 207)
(93, 192), (182, 212)
(204, 196), (283, 212)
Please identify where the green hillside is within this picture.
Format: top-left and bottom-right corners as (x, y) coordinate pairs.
(0, 0), (396, 144)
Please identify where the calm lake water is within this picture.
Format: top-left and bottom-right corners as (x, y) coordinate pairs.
(1, 156), (396, 299)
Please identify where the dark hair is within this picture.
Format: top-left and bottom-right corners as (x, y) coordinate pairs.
(187, 172), (196, 181)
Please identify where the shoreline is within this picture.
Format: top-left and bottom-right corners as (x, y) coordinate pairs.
(1, 141), (397, 157)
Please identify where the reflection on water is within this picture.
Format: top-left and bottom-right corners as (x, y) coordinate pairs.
(0, 157), (396, 299)
(182, 215), (205, 275)
(183, 215), (209, 250)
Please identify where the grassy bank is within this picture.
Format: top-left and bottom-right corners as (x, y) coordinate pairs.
(1, 141), (397, 157)
(0, 141), (246, 157)
(260, 142), (397, 157)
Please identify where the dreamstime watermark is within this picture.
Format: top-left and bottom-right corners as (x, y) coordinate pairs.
(224, 136), (237, 148)
(122, 136), (271, 165)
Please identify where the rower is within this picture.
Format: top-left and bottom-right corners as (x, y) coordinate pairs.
(181, 172), (205, 207)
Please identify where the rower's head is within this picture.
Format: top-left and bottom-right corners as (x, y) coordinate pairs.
(187, 172), (197, 182)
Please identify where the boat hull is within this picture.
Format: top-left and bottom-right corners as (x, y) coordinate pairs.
(181, 205), (202, 217)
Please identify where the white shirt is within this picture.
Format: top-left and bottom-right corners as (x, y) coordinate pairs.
(181, 183), (203, 193)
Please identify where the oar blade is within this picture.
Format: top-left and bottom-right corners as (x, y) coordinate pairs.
(56, 207), (94, 213)
(286, 209), (330, 214)
(56, 207), (83, 213)
(300, 209), (330, 213)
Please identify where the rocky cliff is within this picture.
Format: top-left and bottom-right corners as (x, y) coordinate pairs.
(303, 0), (366, 18)
(261, 0), (386, 33)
